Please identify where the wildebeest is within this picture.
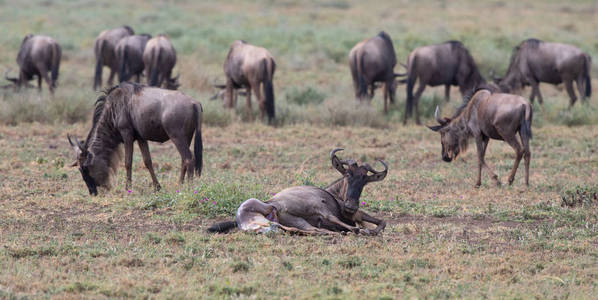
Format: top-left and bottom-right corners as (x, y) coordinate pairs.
(4, 34), (61, 94)
(115, 34), (152, 83)
(68, 82), (203, 195)
(428, 88), (533, 187)
(404, 41), (485, 125)
(223, 40), (276, 123)
(349, 31), (404, 113)
(208, 149), (388, 235)
(93, 26), (135, 90)
(143, 35), (179, 90)
(491, 38), (591, 107)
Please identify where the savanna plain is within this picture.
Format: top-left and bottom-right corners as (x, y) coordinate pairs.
(0, 0), (597, 299)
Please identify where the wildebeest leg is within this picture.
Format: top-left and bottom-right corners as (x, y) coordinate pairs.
(278, 214), (339, 235)
(575, 76), (586, 103)
(501, 134), (524, 186)
(564, 79), (577, 107)
(355, 211), (386, 235)
(529, 86), (537, 104)
(37, 75), (43, 93)
(444, 84), (450, 102)
(253, 81), (265, 120)
(171, 138), (194, 184)
(520, 132), (531, 186)
(413, 83), (426, 125)
(137, 139), (161, 191)
(107, 70), (116, 87)
(124, 137), (135, 190)
(135, 74), (141, 83)
(245, 85), (254, 121)
(383, 83), (389, 114)
(322, 214), (360, 233)
(475, 135), (499, 187)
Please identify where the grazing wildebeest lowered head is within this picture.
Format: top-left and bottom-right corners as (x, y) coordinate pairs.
(115, 34), (152, 83)
(349, 31), (404, 114)
(208, 149), (388, 235)
(404, 41), (485, 125)
(428, 88), (533, 187)
(223, 40), (276, 123)
(143, 35), (179, 90)
(492, 38), (591, 107)
(93, 25), (134, 90)
(68, 82), (203, 195)
(4, 34), (61, 94)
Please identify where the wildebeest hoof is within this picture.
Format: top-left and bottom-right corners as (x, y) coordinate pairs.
(474, 183), (481, 188)
(155, 184), (162, 191)
(360, 228), (376, 236)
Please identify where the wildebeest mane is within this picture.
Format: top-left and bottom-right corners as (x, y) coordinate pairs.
(454, 86), (493, 119)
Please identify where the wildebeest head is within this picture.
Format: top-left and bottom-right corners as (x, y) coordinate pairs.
(330, 148), (388, 215)
(68, 134), (100, 196)
(427, 106), (469, 162)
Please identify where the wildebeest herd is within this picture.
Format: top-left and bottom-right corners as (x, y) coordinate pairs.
(2, 26), (592, 235)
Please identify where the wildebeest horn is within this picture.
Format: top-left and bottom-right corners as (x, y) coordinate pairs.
(434, 106), (444, 124)
(4, 70), (17, 84)
(212, 83), (226, 89)
(67, 134), (84, 152)
(330, 148), (347, 174)
(365, 160), (388, 182)
(394, 72), (406, 77)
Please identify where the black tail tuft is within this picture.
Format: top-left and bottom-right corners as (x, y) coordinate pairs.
(263, 59), (275, 123)
(51, 43), (61, 89)
(193, 103), (203, 176)
(119, 45), (129, 83)
(584, 55), (592, 98)
(94, 40), (105, 90)
(207, 221), (237, 233)
(149, 47), (161, 87)
(521, 106), (533, 140)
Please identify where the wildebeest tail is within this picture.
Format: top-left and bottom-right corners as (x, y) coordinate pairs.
(406, 56), (417, 118)
(94, 40), (105, 90)
(193, 103), (203, 176)
(207, 220), (237, 233)
(583, 54), (591, 98)
(356, 53), (368, 98)
(149, 47), (161, 87)
(263, 58), (275, 123)
(51, 43), (61, 88)
(521, 104), (533, 140)
(119, 45), (129, 83)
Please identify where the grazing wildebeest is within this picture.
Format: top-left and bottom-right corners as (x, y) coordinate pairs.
(223, 40), (276, 123)
(208, 149), (388, 235)
(404, 41), (485, 125)
(115, 34), (152, 83)
(492, 38), (591, 107)
(4, 34), (61, 94)
(143, 35), (179, 90)
(428, 88), (533, 187)
(67, 82), (203, 195)
(349, 31), (404, 113)
(93, 25), (135, 90)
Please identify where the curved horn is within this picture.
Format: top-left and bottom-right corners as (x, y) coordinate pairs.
(330, 148), (347, 174)
(4, 69), (17, 83)
(212, 83), (227, 89)
(365, 160), (388, 182)
(435, 106), (444, 124)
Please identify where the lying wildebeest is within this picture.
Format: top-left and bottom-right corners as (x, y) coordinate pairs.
(208, 149), (388, 235)
(428, 87), (532, 187)
(4, 34), (61, 94)
(404, 41), (485, 125)
(349, 31), (404, 113)
(143, 35), (179, 90)
(68, 82), (203, 195)
(93, 25), (135, 90)
(223, 40), (276, 123)
(115, 34), (152, 83)
(491, 38), (591, 107)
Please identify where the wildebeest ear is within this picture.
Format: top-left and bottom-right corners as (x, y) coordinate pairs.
(427, 125), (443, 132)
(330, 148), (347, 174)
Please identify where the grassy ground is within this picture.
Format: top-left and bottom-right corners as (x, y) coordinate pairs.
(1, 0), (597, 299)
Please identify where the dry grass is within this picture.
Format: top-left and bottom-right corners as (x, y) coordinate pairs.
(1, 0), (597, 298)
